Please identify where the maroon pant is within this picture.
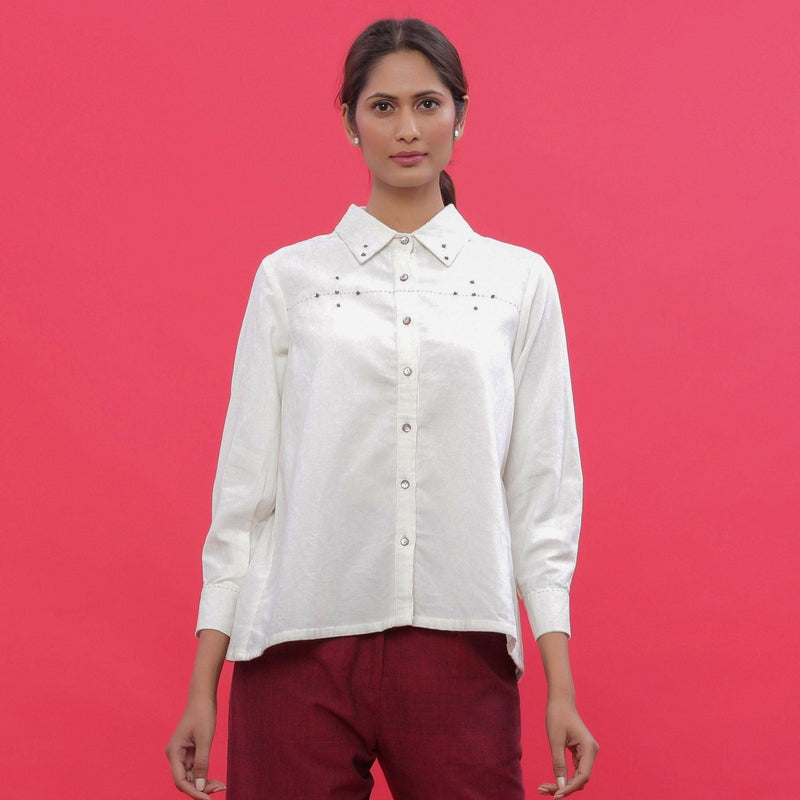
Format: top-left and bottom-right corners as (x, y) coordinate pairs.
(227, 625), (525, 799)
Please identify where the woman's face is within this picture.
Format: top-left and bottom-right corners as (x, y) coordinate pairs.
(343, 49), (467, 196)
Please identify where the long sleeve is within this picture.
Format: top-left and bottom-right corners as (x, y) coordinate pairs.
(190, 206), (582, 675)
(502, 255), (583, 639)
(196, 258), (289, 637)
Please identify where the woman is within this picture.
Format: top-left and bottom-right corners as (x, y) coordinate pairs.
(166, 17), (598, 800)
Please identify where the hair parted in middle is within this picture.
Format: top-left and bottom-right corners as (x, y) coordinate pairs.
(337, 18), (468, 206)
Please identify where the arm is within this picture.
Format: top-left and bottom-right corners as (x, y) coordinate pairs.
(197, 258), (289, 638)
(165, 629), (230, 798)
(535, 632), (599, 798)
(502, 257), (597, 794)
(504, 257), (582, 639)
(168, 260), (288, 796)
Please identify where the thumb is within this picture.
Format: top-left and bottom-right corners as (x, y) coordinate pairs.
(193, 735), (211, 793)
(551, 748), (568, 797)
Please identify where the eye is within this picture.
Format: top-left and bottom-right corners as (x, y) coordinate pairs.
(371, 100), (394, 113)
(418, 98), (441, 110)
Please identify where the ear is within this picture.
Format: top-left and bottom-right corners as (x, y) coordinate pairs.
(341, 103), (359, 143)
(455, 94), (470, 139)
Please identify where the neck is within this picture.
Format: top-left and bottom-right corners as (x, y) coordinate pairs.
(365, 179), (445, 233)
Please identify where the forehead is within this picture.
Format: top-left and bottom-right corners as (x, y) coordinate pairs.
(360, 49), (448, 98)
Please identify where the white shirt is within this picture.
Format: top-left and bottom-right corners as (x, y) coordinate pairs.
(196, 203), (582, 677)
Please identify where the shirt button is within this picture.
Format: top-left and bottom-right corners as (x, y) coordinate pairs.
(400, 235), (410, 244)
(400, 273), (409, 281)
(400, 479), (410, 489)
(403, 367), (412, 376)
(402, 423), (412, 432)
(402, 316), (411, 325)
(400, 537), (410, 546)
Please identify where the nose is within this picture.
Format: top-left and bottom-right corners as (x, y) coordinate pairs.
(395, 107), (420, 142)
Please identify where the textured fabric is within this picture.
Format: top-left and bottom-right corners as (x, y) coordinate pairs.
(196, 203), (583, 676)
(227, 626), (525, 800)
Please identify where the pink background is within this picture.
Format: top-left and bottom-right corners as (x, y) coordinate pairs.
(3, 1), (798, 798)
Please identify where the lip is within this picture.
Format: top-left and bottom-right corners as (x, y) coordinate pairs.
(390, 151), (426, 166)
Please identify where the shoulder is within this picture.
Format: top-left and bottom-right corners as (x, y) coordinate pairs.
(258, 231), (342, 273)
(249, 231), (346, 301)
(468, 231), (555, 288)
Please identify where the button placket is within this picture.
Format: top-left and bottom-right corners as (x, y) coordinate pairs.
(393, 235), (419, 621)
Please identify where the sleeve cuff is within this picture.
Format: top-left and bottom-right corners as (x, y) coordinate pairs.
(522, 588), (571, 639)
(195, 583), (240, 637)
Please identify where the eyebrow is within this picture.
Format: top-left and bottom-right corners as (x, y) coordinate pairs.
(363, 89), (446, 101)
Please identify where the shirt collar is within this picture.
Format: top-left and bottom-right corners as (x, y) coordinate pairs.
(334, 203), (474, 267)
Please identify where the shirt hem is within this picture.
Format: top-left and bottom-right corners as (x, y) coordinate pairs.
(228, 615), (525, 677)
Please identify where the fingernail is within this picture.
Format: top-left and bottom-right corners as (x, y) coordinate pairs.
(196, 778), (206, 792)
(210, 787), (227, 794)
(557, 777), (567, 789)
(537, 789), (549, 795)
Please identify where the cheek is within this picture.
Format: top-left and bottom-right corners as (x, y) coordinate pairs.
(358, 135), (384, 168)
(430, 112), (457, 143)
(354, 109), (376, 138)
(353, 119), (383, 155)
(429, 122), (456, 154)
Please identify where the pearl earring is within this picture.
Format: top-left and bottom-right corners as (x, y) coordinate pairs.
(353, 137), (360, 145)
(454, 130), (460, 138)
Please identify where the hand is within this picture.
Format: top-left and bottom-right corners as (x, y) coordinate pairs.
(537, 696), (599, 798)
(165, 696), (227, 798)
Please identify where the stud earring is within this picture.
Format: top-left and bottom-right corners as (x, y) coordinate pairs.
(454, 130), (460, 138)
(353, 137), (360, 145)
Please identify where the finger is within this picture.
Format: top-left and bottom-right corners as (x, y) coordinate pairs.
(196, 779), (225, 793)
(537, 778), (567, 797)
(559, 741), (599, 796)
(166, 743), (193, 788)
(168, 745), (214, 799)
(558, 775), (588, 797)
(173, 774), (215, 799)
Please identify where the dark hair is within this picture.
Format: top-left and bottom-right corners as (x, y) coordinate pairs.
(337, 18), (468, 207)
